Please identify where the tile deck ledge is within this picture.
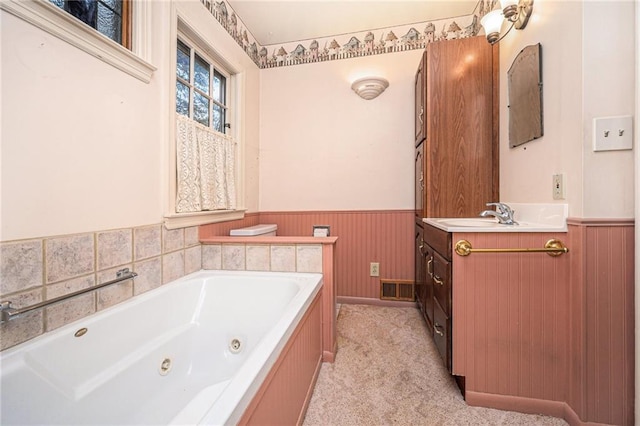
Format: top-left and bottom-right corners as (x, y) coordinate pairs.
(200, 236), (338, 244)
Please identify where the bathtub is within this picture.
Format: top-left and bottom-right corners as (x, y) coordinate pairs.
(0, 270), (323, 425)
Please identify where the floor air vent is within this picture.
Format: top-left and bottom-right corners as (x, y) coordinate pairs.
(380, 279), (415, 301)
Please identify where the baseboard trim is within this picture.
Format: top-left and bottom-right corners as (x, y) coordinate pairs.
(465, 391), (596, 426)
(337, 296), (417, 308)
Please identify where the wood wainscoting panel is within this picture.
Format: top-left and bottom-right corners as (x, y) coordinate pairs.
(582, 222), (635, 426)
(452, 232), (571, 403)
(238, 290), (323, 426)
(258, 210), (414, 300)
(454, 221), (635, 425)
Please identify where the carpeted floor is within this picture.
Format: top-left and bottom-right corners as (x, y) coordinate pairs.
(302, 304), (568, 426)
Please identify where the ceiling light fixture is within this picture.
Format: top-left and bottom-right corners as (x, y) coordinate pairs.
(351, 77), (389, 100)
(480, 0), (534, 44)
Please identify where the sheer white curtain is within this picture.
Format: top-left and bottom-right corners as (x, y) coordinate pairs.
(175, 114), (236, 213)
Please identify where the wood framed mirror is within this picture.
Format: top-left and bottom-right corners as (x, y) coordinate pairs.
(508, 43), (543, 148)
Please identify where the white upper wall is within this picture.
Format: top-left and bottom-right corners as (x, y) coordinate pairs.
(582, 1), (635, 218)
(499, 0), (635, 218)
(258, 50), (420, 211)
(0, 1), (261, 242)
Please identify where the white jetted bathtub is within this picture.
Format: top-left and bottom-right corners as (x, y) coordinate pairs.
(0, 270), (323, 425)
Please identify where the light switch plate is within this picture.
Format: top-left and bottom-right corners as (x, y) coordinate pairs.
(593, 115), (633, 152)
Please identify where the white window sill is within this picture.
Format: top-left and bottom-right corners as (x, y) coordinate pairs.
(1, 0), (156, 83)
(164, 210), (246, 230)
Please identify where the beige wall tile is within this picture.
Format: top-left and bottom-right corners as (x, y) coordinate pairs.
(185, 246), (202, 274)
(134, 225), (162, 260)
(296, 245), (323, 273)
(97, 229), (132, 271)
(0, 288), (43, 350)
(270, 245), (296, 272)
(45, 234), (94, 284)
(133, 257), (162, 295)
(0, 239), (43, 296)
(222, 245), (245, 270)
(184, 226), (200, 247)
(202, 245), (222, 270)
(163, 251), (185, 284)
(45, 275), (96, 331)
(163, 227), (184, 253)
(96, 266), (134, 311)
(246, 245), (270, 271)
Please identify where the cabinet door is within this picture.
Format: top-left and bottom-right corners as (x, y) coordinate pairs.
(415, 143), (425, 220)
(414, 51), (426, 145)
(424, 244), (434, 329)
(432, 251), (451, 316)
(425, 37), (496, 218)
(433, 298), (451, 372)
(414, 225), (426, 313)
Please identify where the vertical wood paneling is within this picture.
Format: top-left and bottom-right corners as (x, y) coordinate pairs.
(238, 291), (322, 426)
(567, 223), (586, 419)
(453, 232), (571, 402)
(257, 210), (414, 299)
(584, 224), (634, 425)
(455, 222), (634, 425)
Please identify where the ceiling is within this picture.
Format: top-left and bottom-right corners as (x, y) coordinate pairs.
(227, 1), (480, 46)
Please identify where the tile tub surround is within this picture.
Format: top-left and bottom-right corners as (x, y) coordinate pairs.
(200, 236), (338, 362)
(0, 224), (202, 351)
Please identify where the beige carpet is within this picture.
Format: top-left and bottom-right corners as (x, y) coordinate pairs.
(303, 304), (568, 426)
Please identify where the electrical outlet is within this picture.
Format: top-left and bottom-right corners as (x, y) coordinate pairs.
(370, 262), (380, 277)
(552, 173), (565, 200)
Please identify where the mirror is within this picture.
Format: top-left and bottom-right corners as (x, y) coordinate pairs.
(508, 43), (543, 148)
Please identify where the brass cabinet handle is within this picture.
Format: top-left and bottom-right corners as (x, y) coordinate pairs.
(434, 323), (444, 337)
(427, 257), (433, 277)
(433, 275), (444, 286)
(418, 238), (426, 256)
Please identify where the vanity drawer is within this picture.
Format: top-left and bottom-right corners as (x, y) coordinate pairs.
(432, 251), (451, 315)
(433, 298), (451, 372)
(423, 223), (452, 261)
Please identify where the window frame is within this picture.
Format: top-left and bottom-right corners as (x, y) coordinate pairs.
(176, 37), (231, 134)
(0, 0), (154, 83)
(164, 20), (244, 229)
(49, 0), (131, 49)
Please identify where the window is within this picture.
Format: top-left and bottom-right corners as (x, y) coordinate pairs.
(3, 0), (154, 82)
(176, 38), (229, 134)
(167, 31), (240, 228)
(49, 0), (131, 48)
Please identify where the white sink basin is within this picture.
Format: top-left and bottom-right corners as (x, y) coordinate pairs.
(433, 218), (503, 228)
(423, 204), (569, 233)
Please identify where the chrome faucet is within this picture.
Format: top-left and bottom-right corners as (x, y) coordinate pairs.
(479, 202), (518, 225)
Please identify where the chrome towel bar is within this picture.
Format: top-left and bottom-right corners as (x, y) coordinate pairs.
(0, 268), (137, 323)
(454, 239), (569, 257)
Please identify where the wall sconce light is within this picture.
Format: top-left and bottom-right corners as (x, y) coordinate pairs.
(351, 77), (389, 100)
(480, 0), (534, 44)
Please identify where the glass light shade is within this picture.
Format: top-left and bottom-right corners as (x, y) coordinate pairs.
(480, 10), (504, 35)
(480, 9), (504, 43)
(351, 77), (389, 100)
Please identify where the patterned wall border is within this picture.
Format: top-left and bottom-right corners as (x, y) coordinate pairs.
(199, 0), (497, 69)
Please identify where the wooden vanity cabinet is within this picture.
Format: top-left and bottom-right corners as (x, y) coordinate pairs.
(413, 36), (497, 387)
